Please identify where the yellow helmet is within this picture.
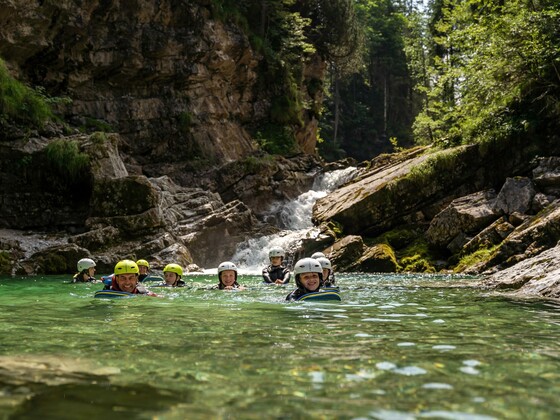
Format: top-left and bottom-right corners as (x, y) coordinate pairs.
(163, 263), (183, 277)
(136, 259), (150, 269)
(114, 259), (139, 275)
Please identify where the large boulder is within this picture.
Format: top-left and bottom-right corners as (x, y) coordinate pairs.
(356, 244), (398, 273)
(324, 235), (365, 272)
(482, 243), (560, 298)
(493, 177), (536, 215)
(426, 190), (500, 253)
(180, 200), (275, 268)
(479, 200), (560, 272)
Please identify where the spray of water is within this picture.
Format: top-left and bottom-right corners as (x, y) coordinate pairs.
(232, 166), (357, 274)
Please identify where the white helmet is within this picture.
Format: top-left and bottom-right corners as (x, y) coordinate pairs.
(218, 261), (238, 273)
(311, 252), (326, 259)
(293, 257), (323, 289)
(316, 257), (332, 271)
(293, 258), (323, 276)
(269, 247), (285, 258)
(77, 258), (96, 272)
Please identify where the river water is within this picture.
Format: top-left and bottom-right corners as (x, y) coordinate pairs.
(1, 273), (559, 419)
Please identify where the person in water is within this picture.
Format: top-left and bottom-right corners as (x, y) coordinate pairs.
(104, 259), (157, 296)
(136, 259), (150, 282)
(216, 261), (245, 290)
(162, 263), (186, 287)
(311, 251), (326, 259)
(73, 258), (98, 283)
(285, 257), (323, 301)
(262, 246), (290, 285)
(316, 256), (336, 287)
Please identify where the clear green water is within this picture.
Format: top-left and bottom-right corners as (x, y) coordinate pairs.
(1, 273), (559, 419)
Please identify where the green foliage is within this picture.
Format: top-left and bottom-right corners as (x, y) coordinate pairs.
(0, 58), (54, 128)
(255, 124), (298, 156)
(45, 139), (90, 186)
(374, 225), (440, 273)
(326, 220), (344, 238)
(400, 254), (436, 273)
(90, 132), (108, 145)
(240, 154), (275, 174)
(318, 0), (418, 161)
(454, 246), (499, 273)
(81, 117), (112, 133)
(413, 0), (560, 146)
(400, 147), (462, 190)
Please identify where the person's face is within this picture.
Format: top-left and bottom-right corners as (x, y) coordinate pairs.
(322, 268), (330, 279)
(220, 270), (236, 287)
(116, 273), (138, 292)
(139, 265), (149, 275)
(87, 267), (95, 277)
(300, 272), (320, 292)
(164, 272), (178, 286)
(270, 256), (282, 266)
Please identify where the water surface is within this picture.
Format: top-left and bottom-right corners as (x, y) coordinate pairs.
(1, 273), (559, 419)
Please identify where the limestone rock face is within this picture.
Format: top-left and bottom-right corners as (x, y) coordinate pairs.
(482, 243), (560, 298)
(480, 201), (560, 272)
(493, 177), (536, 215)
(0, 1), (324, 165)
(426, 190), (500, 251)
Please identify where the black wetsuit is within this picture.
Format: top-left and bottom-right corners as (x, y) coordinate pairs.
(72, 272), (97, 283)
(262, 264), (291, 284)
(285, 287), (322, 301)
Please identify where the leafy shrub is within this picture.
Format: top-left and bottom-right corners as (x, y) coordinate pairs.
(45, 139), (90, 186)
(0, 58), (54, 127)
(255, 124), (298, 156)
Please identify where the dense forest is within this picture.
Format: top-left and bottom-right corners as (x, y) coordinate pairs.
(209, 0), (560, 161)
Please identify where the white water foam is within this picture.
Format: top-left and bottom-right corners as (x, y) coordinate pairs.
(232, 166), (357, 274)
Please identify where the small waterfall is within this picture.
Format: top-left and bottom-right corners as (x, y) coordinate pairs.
(232, 166), (357, 274)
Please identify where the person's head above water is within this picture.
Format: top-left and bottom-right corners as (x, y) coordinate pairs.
(311, 251), (326, 259)
(218, 261), (238, 289)
(136, 259), (150, 275)
(163, 263), (183, 286)
(114, 259), (139, 292)
(269, 246), (285, 266)
(77, 258), (96, 275)
(293, 257), (323, 293)
(316, 256), (332, 280)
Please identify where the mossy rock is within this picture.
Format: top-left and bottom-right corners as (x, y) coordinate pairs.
(400, 255), (435, 273)
(357, 243), (398, 273)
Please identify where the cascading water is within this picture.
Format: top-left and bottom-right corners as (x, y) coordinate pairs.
(232, 166), (358, 273)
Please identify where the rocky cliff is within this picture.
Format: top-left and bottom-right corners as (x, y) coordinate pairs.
(0, 1), (326, 274)
(306, 134), (560, 299)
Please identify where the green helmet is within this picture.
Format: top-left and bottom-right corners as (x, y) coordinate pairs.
(136, 259), (150, 269)
(114, 259), (139, 275)
(163, 263), (183, 278)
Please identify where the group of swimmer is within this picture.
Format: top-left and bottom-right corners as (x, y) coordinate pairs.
(73, 246), (336, 301)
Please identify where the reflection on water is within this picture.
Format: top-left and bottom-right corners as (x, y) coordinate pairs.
(1, 273), (560, 419)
